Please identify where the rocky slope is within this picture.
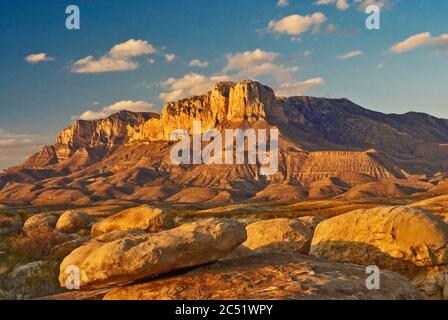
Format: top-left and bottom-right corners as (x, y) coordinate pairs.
(1, 80), (447, 206)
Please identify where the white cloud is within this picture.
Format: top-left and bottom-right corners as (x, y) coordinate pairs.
(25, 53), (54, 64)
(315, 0), (349, 11)
(267, 13), (326, 36)
(0, 129), (50, 169)
(315, 0), (392, 11)
(390, 32), (448, 54)
(79, 100), (157, 120)
(109, 39), (156, 57)
(189, 59), (209, 68)
(159, 48), (324, 102)
(354, 0), (390, 11)
(165, 53), (176, 62)
(159, 73), (231, 102)
(224, 49), (279, 71)
(72, 56), (139, 73)
(277, 0), (289, 7)
(275, 78), (325, 96)
(337, 50), (363, 60)
(325, 23), (338, 33)
(224, 49), (299, 83)
(71, 39), (156, 73)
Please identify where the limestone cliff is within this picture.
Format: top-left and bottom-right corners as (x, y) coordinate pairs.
(56, 111), (156, 161)
(1, 80), (448, 206)
(131, 80), (277, 142)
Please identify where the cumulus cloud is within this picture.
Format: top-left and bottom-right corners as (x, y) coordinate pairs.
(224, 49), (279, 72)
(337, 50), (363, 60)
(275, 78), (325, 97)
(315, 0), (391, 11)
(354, 0), (390, 11)
(71, 39), (156, 73)
(315, 0), (349, 11)
(79, 100), (157, 120)
(267, 13), (326, 36)
(0, 129), (50, 170)
(277, 0), (289, 7)
(25, 53), (54, 64)
(159, 73), (231, 102)
(390, 32), (448, 54)
(189, 59), (209, 68)
(165, 53), (176, 62)
(159, 48), (324, 102)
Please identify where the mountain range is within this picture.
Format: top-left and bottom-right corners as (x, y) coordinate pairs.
(1, 80), (448, 207)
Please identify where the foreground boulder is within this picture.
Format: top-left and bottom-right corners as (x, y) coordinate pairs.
(60, 218), (246, 289)
(104, 253), (424, 300)
(91, 205), (174, 237)
(7, 260), (62, 299)
(23, 214), (58, 237)
(243, 218), (313, 254)
(90, 230), (147, 243)
(310, 206), (448, 299)
(56, 210), (92, 234)
(310, 206), (448, 270)
(410, 266), (448, 300)
(298, 216), (326, 231)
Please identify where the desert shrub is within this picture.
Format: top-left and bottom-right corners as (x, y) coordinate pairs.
(0, 215), (21, 231)
(0, 259), (63, 300)
(2, 222), (69, 271)
(0, 223), (69, 299)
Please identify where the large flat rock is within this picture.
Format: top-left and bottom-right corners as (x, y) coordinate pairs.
(104, 253), (424, 300)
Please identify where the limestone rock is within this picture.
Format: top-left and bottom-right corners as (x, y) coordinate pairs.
(243, 218), (313, 254)
(59, 218), (246, 289)
(91, 205), (174, 237)
(407, 266), (448, 300)
(104, 253), (424, 300)
(55, 111), (155, 161)
(50, 236), (90, 258)
(223, 245), (255, 260)
(298, 216), (326, 231)
(56, 210), (92, 234)
(37, 289), (111, 300)
(310, 206), (448, 270)
(91, 230), (147, 243)
(23, 214), (58, 237)
(130, 80), (276, 142)
(7, 260), (61, 299)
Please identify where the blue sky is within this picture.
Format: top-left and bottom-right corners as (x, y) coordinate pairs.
(0, 0), (447, 168)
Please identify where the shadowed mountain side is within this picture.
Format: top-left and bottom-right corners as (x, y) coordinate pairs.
(1, 80), (447, 206)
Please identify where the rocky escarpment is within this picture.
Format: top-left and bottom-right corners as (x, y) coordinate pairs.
(55, 111), (156, 161)
(0, 79), (447, 206)
(130, 80), (277, 142)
